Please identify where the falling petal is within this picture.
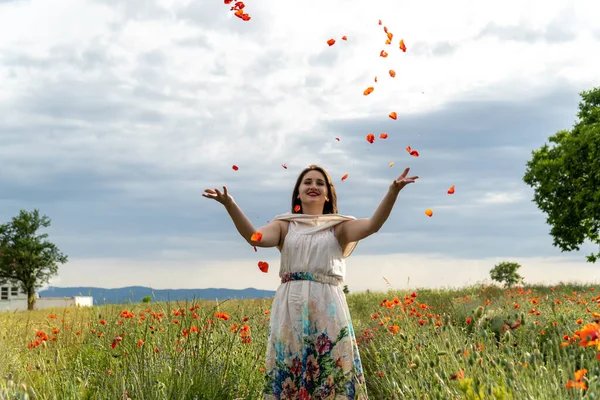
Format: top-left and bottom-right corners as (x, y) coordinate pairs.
(389, 162), (394, 167)
(341, 174), (349, 181)
(387, 32), (393, 41)
(389, 111), (397, 120)
(366, 133), (375, 143)
(335, 137), (340, 141)
(378, 19), (382, 25)
(342, 35), (347, 40)
(385, 39), (391, 45)
(425, 209), (433, 217)
(406, 146), (419, 157)
(258, 261), (269, 273)
(383, 26), (388, 33)
(253, 246), (257, 252)
(282, 164), (287, 169)
(294, 205), (301, 212)
(447, 185), (455, 194)
(374, 76), (378, 83)
(399, 39), (407, 52)
(251, 232), (263, 242)
(327, 38), (335, 46)
(380, 50), (388, 58)
(389, 69), (396, 78)
(379, 133), (388, 139)
(363, 87), (374, 96)
(232, 165), (239, 171)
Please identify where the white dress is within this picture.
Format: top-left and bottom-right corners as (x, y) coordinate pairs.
(263, 213), (369, 400)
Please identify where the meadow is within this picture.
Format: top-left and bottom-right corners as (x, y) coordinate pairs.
(1, 282), (599, 399)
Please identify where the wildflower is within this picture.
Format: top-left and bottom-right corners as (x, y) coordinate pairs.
(566, 369), (587, 390)
(576, 322), (600, 347)
(449, 370), (465, 380)
(111, 336), (122, 349)
(215, 312), (230, 321)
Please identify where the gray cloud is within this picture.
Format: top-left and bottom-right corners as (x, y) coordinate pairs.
(2, 80), (589, 265)
(409, 41), (456, 57)
(176, 34), (213, 51)
(90, 0), (170, 21)
(174, 1), (273, 42)
(476, 11), (578, 44)
(308, 47), (341, 68)
(312, 83), (587, 259)
(1, 40), (118, 73)
(1, 1), (597, 288)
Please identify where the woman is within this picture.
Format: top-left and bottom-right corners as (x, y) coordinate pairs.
(203, 164), (418, 399)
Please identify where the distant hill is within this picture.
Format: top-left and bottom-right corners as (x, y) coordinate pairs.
(38, 286), (277, 305)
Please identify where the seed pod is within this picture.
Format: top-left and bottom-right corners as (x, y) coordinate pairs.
(475, 306), (484, 318)
(506, 361), (515, 373)
(411, 355), (421, 368)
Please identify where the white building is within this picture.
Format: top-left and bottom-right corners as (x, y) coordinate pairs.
(0, 282), (93, 312)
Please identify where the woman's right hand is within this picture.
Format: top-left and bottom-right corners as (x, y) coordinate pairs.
(202, 186), (234, 208)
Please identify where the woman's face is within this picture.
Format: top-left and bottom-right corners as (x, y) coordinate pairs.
(298, 170), (329, 205)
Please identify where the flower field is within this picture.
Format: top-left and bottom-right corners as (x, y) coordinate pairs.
(1, 283), (599, 399)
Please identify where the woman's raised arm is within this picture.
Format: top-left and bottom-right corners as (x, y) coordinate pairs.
(203, 186), (281, 248)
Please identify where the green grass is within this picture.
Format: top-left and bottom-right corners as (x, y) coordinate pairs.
(2, 282), (599, 399)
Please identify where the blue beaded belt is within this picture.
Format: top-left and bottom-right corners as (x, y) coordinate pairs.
(281, 272), (342, 286)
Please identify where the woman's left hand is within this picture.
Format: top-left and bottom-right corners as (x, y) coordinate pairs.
(391, 167), (419, 191)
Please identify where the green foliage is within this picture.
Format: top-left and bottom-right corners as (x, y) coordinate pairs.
(490, 261), (524, 288)
(142, 295), (153, 303)
(523, 86), (600, 263)
(0, 209), (68, 310)
(2, 283), (600, 399)
(343, 284), (349, 294)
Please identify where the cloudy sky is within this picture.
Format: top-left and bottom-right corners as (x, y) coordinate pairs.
(1, 0), (599, 293)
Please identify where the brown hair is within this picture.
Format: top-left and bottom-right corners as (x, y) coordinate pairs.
(291, 165), (338, 214)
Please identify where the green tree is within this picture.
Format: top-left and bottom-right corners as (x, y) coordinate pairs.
(142, 295), (152, 303)
(490, 261), (524, 288)
(0, 209), (68, 310)
(523, 86), (600, 263)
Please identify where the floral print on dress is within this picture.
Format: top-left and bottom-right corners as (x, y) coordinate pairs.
(264, 318), (367, 399)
